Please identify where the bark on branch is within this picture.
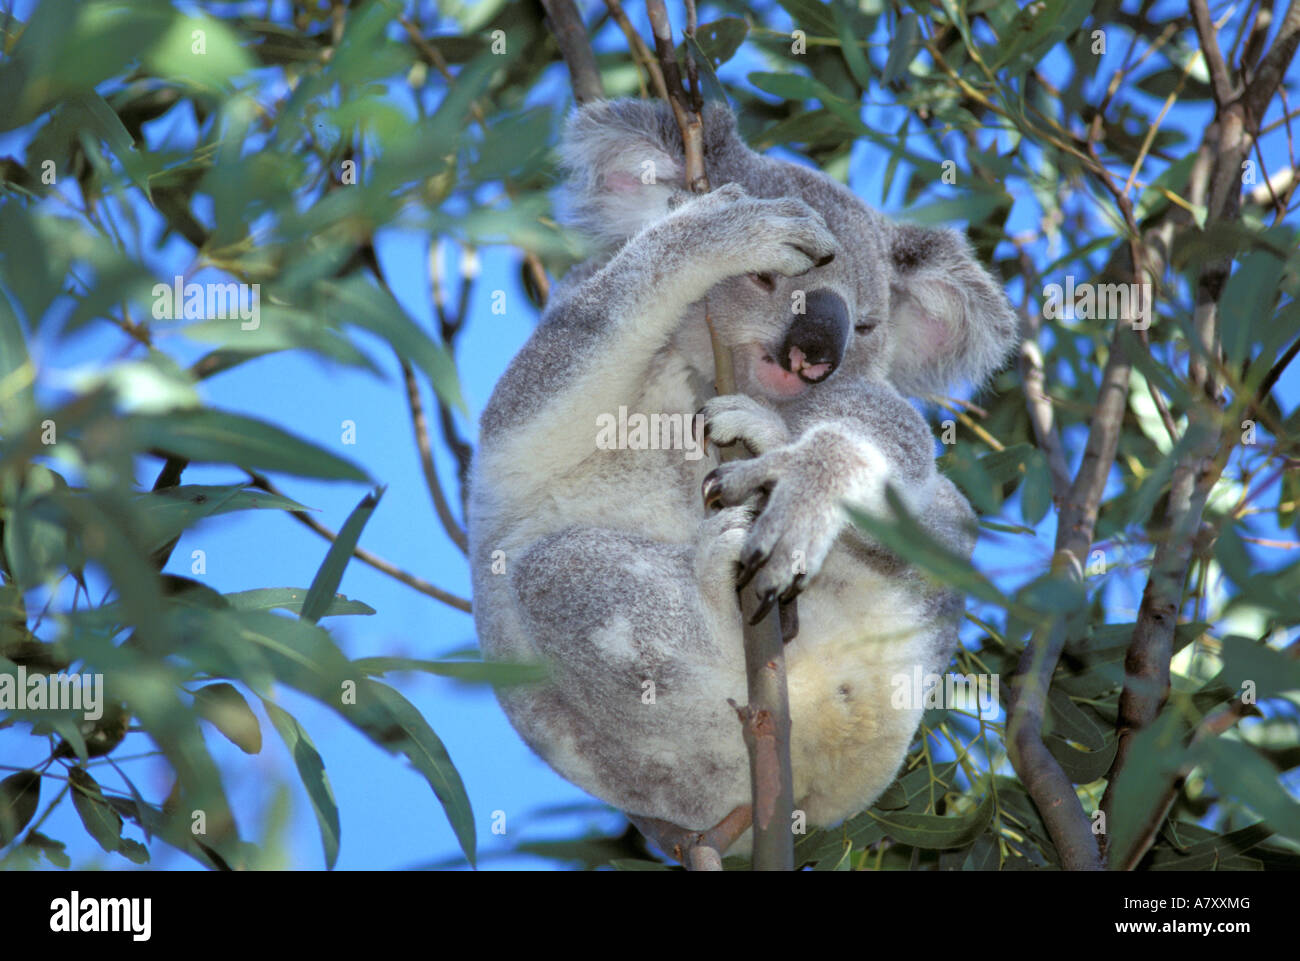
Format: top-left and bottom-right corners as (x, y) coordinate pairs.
(1099, 0), (1300, 868)
(540, 0), (605, 104)
(645, 0), (795, 872)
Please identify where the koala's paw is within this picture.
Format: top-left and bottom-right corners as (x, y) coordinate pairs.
(694, 505), (753, 614)
(739, 195), (838, 278)
(701, 452), (845, 617)
(684, 184), (836, 279)
(697, 394), (790, 456)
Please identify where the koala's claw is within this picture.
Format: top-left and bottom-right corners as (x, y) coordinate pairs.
(750, 589), (778, 625)
(702, 470), (725, 511)
(779, 598), (799, 641)
(779, 573), (806, 604)
(735, 547), (770, 591)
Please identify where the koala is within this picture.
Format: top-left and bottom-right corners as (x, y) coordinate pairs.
(468, 99), (1017, 852)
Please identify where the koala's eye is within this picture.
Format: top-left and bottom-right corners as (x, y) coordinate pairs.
(748, 272), (776, 292)
(855, 318), (879, 334)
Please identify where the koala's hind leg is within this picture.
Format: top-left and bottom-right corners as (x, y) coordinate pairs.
(506, 525), (751, 830)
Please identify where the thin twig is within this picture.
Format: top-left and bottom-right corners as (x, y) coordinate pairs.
(401, 358), (468, 555)
(604, 0), (669, 101)
(1191, 0), (1235, 105)
(248, 473), (472, 614)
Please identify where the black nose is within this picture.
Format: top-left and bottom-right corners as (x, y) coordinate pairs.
(780, 289), (850, 383)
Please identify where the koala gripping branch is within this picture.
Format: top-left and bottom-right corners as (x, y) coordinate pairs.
(696, 197), (795, 870)
(547, 0), (796, 871)
(655, 0), (795, 870)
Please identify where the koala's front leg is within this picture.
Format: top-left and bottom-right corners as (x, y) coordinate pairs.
(480, 186), (837, 479)
(702, 424), (921, 619)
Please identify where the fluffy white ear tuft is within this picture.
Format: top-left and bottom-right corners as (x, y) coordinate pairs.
(555, 99), (743, 251)
(886, 224), (1019, 397)
(555, 100), (687, 250)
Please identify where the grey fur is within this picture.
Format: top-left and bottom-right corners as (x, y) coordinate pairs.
(469, 100), (1018, 841)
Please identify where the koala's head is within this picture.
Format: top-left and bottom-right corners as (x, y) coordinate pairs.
(557, 99), (1018, 401)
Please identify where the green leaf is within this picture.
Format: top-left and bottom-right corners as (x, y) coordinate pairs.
(849, 489), (1009, 609)
(353, 656), (549, 686)
(882, 11), (920, 83)
(216, 611), (475, 863)
(0, 770), (40, 847)
(1221, 247), (1287, 369)
(868, 788), (994, 849)
(775, 0), (839, 36)
(812, 840), (855, 871)
(23, 830), (71, 868)
(748, 70), (835, 103)
(1020, 450), (1052, 524)
(225, 588), (375, 617)
(1149, 822), (1274, 870)
(262, 699), (340, 870)
(300, 487), (384, 624)
(973, 444), (1041, 498)
(1196, 737), (1300, 842)
(693, 17), (748, 69)
(0, 204), (57, 347)
(905, 190), (1009, 227)
(69, 768), (125, 855)
(145, 13), (255, 88)
(322, 277), (464, 414)
(124, 409), (368, 481)
(193, 682), (262, 754)
(1046, 734), (1117, 784)
(832, 4), (873, 88)
(610, 857), (673, 871)
(1107, 706), (1193, 868)
(116, 837), (150, 864)
(990, 0), (1092, 77)
(136, 484), (308, 553)
(353, 681), (476, 866)
(3, 464), (73, 588)
(1045, 687), (1105, 750)
(1216, 634), (1300, 701)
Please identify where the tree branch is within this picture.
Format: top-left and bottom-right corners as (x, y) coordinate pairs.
(644, 0), (795, 870)
(604, 0), (669, 102)
(1191, 0), (1235, 105)
(629, 805), (753, 870)
(1098, 5), (1300, 867)
(1244, 0), (1300, 121)
(540, 0), (606, 104)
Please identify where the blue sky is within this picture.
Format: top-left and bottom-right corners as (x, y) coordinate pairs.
(1, 0), (1297, 870)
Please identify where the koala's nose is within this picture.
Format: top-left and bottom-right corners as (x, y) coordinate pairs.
(780, 289), (850, 384)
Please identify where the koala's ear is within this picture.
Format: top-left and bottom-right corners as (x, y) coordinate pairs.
(886, 224), (1019, 397)
(556, 99), (740, 249)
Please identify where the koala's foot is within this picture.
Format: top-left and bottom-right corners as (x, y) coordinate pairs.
(697, 394), (790, 456)
(694, 505), (753, 615)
